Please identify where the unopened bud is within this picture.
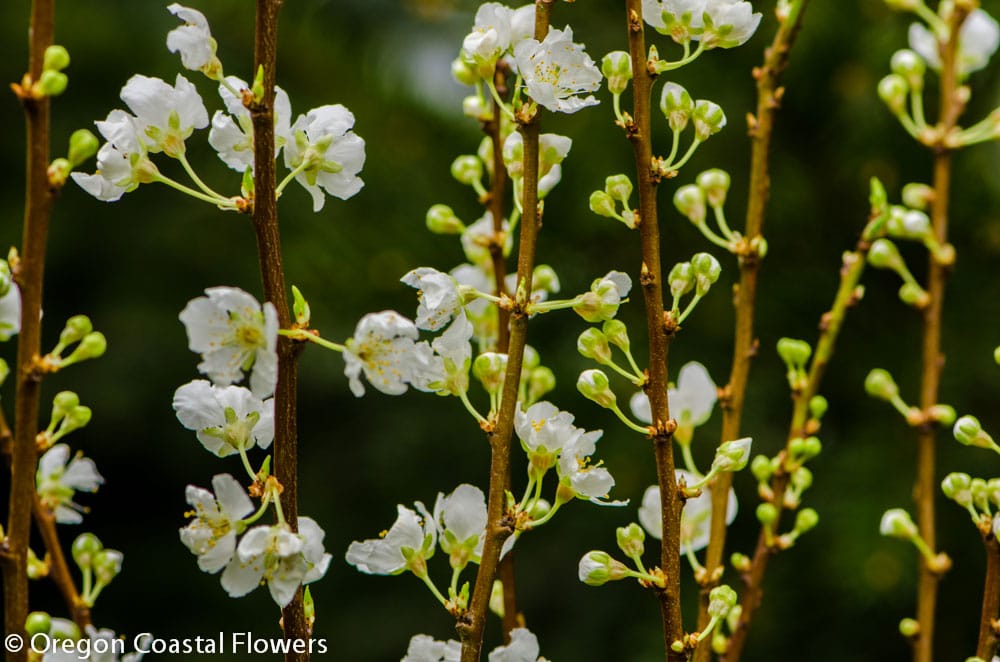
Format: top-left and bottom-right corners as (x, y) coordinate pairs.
(898, 282), (930, 308)
(691, 252), (721, 296)
(25, 612), (52, 637)
(707, 585), (738, 618)
(473, 352), (507, 396)
(43, 45), (70, 72)
(452, 57), (477, 86)
(93, 549), (123, 585)
(451, 155), (483, 187)
(527, 366), (556, 404)
(605, 174), (633, 203)
(712, 437), (752, 473)
(750, 455), (772, 483)
(692, 100), (727, 140)
(659, 82), (693, 131)
(878, 74), (908, 115)
(71, 532), (103, 569)
(674, 185), (706, 224)
(68, 129), (99, 168)
(777, 337), (812, 368)
(901, 182), (934, 210)
(590, 190), (616, 217)
(941, 472), (973, 505)
(602, 320), (630, 352)
(49, 618), (81, 641)
(578, 550), (629, 586)
(577, 369), (616, 409)
(601, 51), (633, 95)
(899, 617), (920, 638)
(291, 285), (311, 326)
(462, 95), (490, 120)
(697, 169), (731, 207)
(794, 508), (819, 534)
(616, 522), (645, 557)
(809, 395), (828, 420)
(864, 368), (899, 401)
(868, 238), (904, 270)
(890, 49), (926, 89)
(756, 503), (778, 526)
(668, 261), (695, 299)
(59, 315), (93, 348)
(879, 508), (917, 539)
(425, 204), (465, 234)
(63, 332), (107, 365)
(578, 328), (613, 365)
(927, 404), (955, 426)
(37, 70), (68, 97)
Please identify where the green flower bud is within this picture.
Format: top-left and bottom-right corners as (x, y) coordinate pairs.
(898, 282), (930, 308)
(616, 522), (645, 558)
(473, 352), (507, 396)
(756, 502), (778, 526)
(659, 82), (693, 131)
(674, 185), (706, 224)
(795, 508), (820, 534)
(522, 345), (540, 370)
(953, 415), (994, 448)
(890, 49), (926, 89)
(927, 404), (955, 426)
(93, 549), (123, 585)
(71, 532), (103, 569)
(777, 337), (812, 368)
(791, 466), (813, 492)
(451, 56), (478, 86)
(601, 51), (633, 95)
(994, 345), (1000, 365)
(590, 190), (616, 218)
(425, 204), (465, 234)
(527, 498), (551, 521)
(527, 366), (556, 404)
(605, 174), (633, 203)
(451, 155), (483, 187)
(25, 611), (52, 637)
(532, 265), (560, 294)
(879, 508), (917, 539)
(691, 252), (722, 296)
(63, 332), (107, 365)
(692, 100), (727, 141)
(462, 95), (490, 120)
(0, 261), (11, 297)
(877, 74), (908, 115)
(696, 169), (731, 207)
(712, 437), (752, 473)
(49, 618), (81, 641)
(602, 320), (630, 352)
(971, 478), (990, 512)
(809, 395), (829, 420)
(898, 618), (920, 638)
(577, 369), (617, 409)
(27, 547), (47, 579)
(864, 368), (899, 401)
(37, 70), (68, 97)
(800, 436), (822, 460)
(44, 45), (70, 72)
(59, 315), (93, 349)
(578, 550), (629, 586)
(987, 479), (1000, 508)
(887, 206), (932, 239)
(750, 454), (772, 483)
(901, 182), (934, 210)
(578, 328), (613, 365)
(668, 261), (695, 299)
(48, 158), (71, 187)
(868, 238), (904, 270)
(0, 359), (9, 389)
(61, 406), (92, 436)
(707, 585), (738, 618)
(730, 552), (751, 572)
(941, 472), (973, 505)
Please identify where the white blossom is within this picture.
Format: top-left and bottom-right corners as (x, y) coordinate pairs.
(515, 401), (579, 457)
(120, 74), (208, 156)
(402, 635), (461, 662)
(401, 267), (464, 331)
(638, 470), (737, 553)
(36, 444), (103, 524)
(0, 280), (20, 341)
(642, 0), (706, 40)
(343, 311), (431, 397)
(221, 517), (330, 607)
(71, 110), (152, 202)
(909, 9), (1000, 76)
(345, 503), (436, 575)
(509, 5), (537, 46)
(432, 484), (488, 564)
(557, 428), (622, 505)
(513, 26), (602, 114)
(284, 104), (365, 211)
(209, 76), (293, 172)
(462, 3), (514, 65)
(179, 473), (254, 573)
(701, 0), (762, 48)
(412, 312), (475, 395)
(166, 4), (217, 72)
(487, 628), (545, 662)
(179, 287), (279, 398)
(629, 361), (717, 428)
(574, 271), (632, 323)
(172, 380), (274, 457)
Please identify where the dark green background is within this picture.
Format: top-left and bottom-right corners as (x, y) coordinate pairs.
(2, 1), (999, 660)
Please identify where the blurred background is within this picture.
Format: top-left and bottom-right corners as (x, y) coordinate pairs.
(1, 0), (1000, 659)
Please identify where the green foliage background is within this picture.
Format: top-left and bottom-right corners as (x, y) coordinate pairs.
(1, 0), (1000, 659)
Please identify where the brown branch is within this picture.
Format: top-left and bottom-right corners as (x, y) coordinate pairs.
(695, 4), (811, 656)
(623, 2), (685, 658)
(2, 0), (55, 657)
(458, 5), (552, 659)
(977, 528), (1000, 659)
(249, 1), (308, 660)
(33, 497), (91, 628)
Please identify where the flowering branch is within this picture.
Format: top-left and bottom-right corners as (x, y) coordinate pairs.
(1, 0), (55, 655)
(249, 0), (310, 658)
(458, 4), (552, 659)
(624, 1), (685, 656)
(695, 0), (810, 653)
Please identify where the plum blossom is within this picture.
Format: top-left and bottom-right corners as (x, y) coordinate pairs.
(166, 3), (220, 74)
(557, 428), (621, 505)
(411, 312), (475, 396)
(345, 503), (436, 575)
(638, 469), (737, 553)
(35, 444), (104, 524)
(488, 628), (546, 662)
(343, 310), (432, 397)
(701, 1), (762, 48)
(401, 267), (465, 331)
(515, 401), (579, 459)
(71, 110), (155, 202)
(909, 9), (1000, 77)
(221, 517), (331, 607)
(179, 473), (254, 573)
(179, 287), (279, 398)
(630, 361), (717, 435)
(0, 276), (21, 341)
(462, 3), (514, 67)
(209, 76), (293, 172)
(461, 211), (511, 268)
(432, 484), (488, 567)
(643, 0), (707, 40)
(172, 380), (274, 457)
(402, 635), (461, 662)
(573, 271), (632, 322)
(120, 74), (208, 156)
(284, 104), (365, 211)
(513, 26), (602, 113)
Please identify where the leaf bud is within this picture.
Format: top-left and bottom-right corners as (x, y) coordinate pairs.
(589, 190), (616, 217)
(601, 51), (633, 95)
(692, 100), (727, 141)
(864, 368), (899, 401)
(291, 285), (311, 327)
(577, 369), (617, 409)
(879, 508), (917, 539)
(696, 168), (731, 207)
(877, 74), (909, 115)
(604, 174), (633, 203)
(451, 155), (483, 187)
(577, 328), (613, 365)
(674, 185), (706, 224)
(44, 45), (70, 73)
(659, 82), (693, 131)
(425, 204), (465, 234)
(616, 522), (645, 558)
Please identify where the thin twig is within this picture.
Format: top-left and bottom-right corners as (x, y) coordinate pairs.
(976, 527), (1000, 659)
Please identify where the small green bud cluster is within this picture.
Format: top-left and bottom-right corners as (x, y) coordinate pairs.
(39, 391), (92, 449)
(941, 472), (1000, 524)
(777, 338), (811, 392)
(667, 253), (721, 323)
(50, 129), (100, 188)
(72, 532), (123, 607)
(35, 44), (70, 98)
(48, 315), (107, 369)
(867, 238), (930, 308)
(885, 203), (954, 265)
(576, 320), (644, 388)
(589, 174), (637, 229)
